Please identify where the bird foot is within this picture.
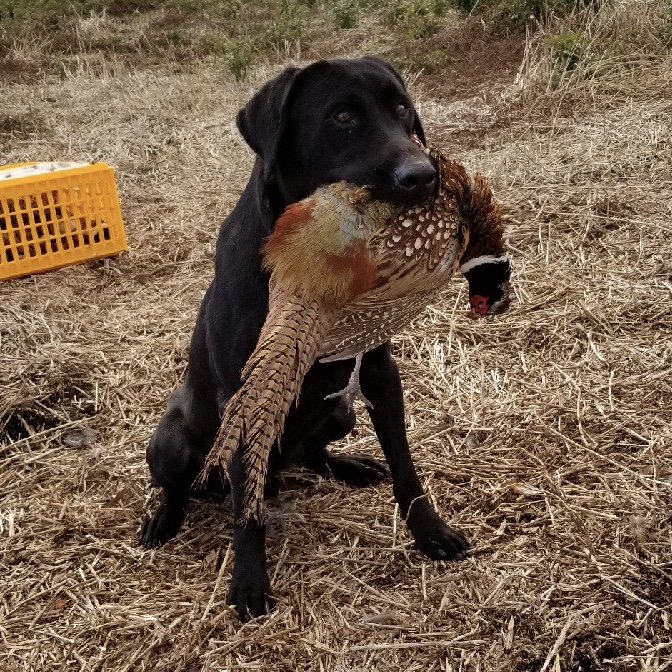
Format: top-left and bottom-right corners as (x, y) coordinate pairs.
(324, 353), (373, 409)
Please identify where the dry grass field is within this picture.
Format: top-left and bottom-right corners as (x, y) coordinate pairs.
(1, 1), (672, 670)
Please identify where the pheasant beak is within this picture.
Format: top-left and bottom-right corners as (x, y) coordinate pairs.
(469, 295), (490, 315)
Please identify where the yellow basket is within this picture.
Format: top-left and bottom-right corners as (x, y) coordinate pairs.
(0, 161), (127, 280)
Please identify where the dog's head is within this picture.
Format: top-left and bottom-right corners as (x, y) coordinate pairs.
(236, 56), (437, 212)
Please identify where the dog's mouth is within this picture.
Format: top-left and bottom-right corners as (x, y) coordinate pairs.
(324, 143), (438, 207)
(386, 178), (437, 205)
(364, 167), (437, 207)
(388, 146), (439, 205)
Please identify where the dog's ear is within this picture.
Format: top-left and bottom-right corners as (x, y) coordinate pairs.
(361, 55), (402, 79)
(236, 67), (299, 169)
(360, 56), (427, 144)
(411, 113), (427, 145)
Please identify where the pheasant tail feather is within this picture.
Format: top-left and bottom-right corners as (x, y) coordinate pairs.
(197, 408), (246, 488)
(200, 285), (334, 521)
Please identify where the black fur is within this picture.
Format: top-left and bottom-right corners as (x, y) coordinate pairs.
(140, 56), (468, 622)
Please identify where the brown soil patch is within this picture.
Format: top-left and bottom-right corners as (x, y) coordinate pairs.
(407, 19), (525, 100)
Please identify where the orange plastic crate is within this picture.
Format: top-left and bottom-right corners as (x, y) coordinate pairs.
(0, 161), (127, 280)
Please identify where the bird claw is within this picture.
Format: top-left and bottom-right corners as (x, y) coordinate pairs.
(324, 353), (374, 409)
(355, 390), (374, 409)
(324, 384), (373, 409)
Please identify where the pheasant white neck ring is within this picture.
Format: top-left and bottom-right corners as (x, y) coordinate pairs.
(457, 254), (509, 275)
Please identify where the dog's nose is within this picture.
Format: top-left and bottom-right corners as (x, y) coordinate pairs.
(394, 159), (437, 200)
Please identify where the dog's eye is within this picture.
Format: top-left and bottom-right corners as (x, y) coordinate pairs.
(335, 110), (353, 125)
(396, 102), (409, 118)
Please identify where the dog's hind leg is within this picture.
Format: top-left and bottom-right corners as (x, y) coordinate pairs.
(140, 388), (211, 548)
(283, 359), (389, 486)
(139, 487), (190, 548)
(141, 292), (225, 547)
(299, 406), (389, 487)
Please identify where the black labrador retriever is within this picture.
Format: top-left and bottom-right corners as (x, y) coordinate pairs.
(140, 56), (468, 621)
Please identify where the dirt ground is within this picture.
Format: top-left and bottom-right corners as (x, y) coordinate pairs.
(2, 7), (672, 672)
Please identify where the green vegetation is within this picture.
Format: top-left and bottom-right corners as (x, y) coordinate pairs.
(0, 0), (657, 81)
(662, 0), (672, 44)
(331, 0), (359, 29)
(385, 0), (450, 38)
(516, 0), (671, 96)
(200, 35), (260, 80)
(453, 0), (477, 10)
(469, 0), (602, 28)
(0, 0), (165, 21)
(545, 29), (585, 71)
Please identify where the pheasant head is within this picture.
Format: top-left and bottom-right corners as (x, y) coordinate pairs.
(421, 139), (511, 316)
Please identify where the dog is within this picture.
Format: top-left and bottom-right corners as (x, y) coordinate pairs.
(140, 56), (468, 622)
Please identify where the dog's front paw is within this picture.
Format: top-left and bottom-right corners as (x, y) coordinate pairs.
(406, 505), (469, 561)
(139, 501), (186, 549)
(228, 560), (276, 623)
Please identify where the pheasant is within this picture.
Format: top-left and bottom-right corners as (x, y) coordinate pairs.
(200, 138), (511, 520)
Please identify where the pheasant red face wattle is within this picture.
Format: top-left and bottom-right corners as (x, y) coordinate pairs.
(471, 295), (490, 315)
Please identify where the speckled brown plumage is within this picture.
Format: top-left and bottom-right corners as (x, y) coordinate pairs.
(200, 139), (510, 520)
